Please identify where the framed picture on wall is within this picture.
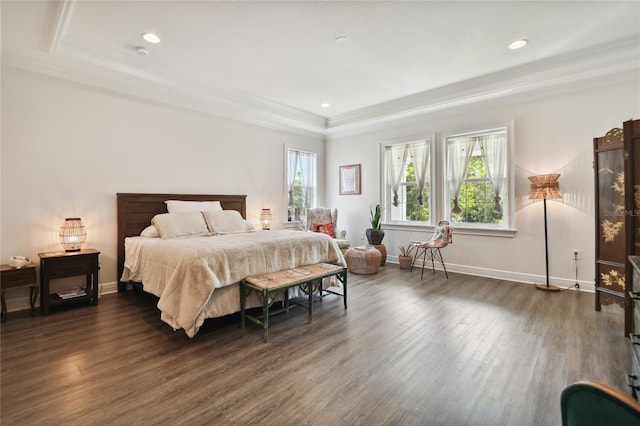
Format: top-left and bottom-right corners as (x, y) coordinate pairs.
(339, 164), (361, 195)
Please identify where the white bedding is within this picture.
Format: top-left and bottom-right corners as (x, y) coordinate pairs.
(121, 230), (345, 337)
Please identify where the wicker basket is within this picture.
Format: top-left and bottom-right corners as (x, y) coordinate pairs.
(345, 246), (381, 274)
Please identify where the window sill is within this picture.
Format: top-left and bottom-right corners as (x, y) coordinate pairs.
(382, 222), (516, 238)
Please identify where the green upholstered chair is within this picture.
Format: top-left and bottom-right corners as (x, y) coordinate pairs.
(561, 380), (640, 426)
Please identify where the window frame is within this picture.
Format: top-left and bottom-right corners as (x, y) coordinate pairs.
(380, 133), (436, 227)
(380, 124), (516, 238)
(442, 124), (515, 236)
(284, 146), (318, 226)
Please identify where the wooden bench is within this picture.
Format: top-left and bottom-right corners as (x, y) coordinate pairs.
(240, 263), (347, 342)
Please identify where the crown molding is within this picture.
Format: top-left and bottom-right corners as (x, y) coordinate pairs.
(2, 48), (328, 139)
(326, 36), (640, 136)
(5, 0), (638, 140)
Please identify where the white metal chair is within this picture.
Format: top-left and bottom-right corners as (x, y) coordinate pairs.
(409, 220), (453, 279)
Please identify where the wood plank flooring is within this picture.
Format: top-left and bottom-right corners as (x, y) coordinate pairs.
(1, 265), (630, 425)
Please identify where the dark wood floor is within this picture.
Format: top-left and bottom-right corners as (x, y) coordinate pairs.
(1, 265), (630, 425)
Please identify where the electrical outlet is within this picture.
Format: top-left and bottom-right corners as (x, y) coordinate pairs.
(571, 249), (581, 260)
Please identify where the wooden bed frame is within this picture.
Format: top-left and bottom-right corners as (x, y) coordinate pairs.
(116, 193), (247, 292)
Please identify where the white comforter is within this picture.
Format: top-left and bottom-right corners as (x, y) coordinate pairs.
(121, 230), (345, 337)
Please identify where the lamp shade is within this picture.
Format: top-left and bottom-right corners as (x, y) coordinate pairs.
(528, 174), (562, 200)
(59, 218), (86, 252)
(259, 209), (273, 230)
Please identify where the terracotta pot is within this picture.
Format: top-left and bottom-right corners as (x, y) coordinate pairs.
(399, 256), (413, 269)
(373, 244), (386, 266)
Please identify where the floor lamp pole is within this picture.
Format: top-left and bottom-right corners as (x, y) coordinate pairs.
(537, 197), (560, 291)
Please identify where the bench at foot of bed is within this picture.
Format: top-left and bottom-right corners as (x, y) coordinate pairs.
(240, 263), (347, 342)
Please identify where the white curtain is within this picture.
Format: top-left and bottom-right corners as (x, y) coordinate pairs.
(287, 150), (299, 207)
(479, 133), (507, 214)
(447, 138), (475, 214)
(299, 151), (313, 208)
(387, 144), (409, 207)
(409, 140), (430, 205)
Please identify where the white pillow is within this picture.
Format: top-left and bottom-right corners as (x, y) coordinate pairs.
(165, 200), (223, 213)
(151, 212), (210, 239)
(140, 225), (160, 238)
(203, 210), (252, 234)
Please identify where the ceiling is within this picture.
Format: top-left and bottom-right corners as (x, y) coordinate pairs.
(2, 1), (639, 135)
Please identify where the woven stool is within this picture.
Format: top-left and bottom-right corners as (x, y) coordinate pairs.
(344, 246), (381, 274)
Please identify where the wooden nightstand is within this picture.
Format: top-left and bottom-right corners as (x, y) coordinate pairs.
(1, 263), (38, 322)
(38, 249), (100, 315)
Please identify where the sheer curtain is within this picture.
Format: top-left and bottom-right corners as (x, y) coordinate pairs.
(287, 150), (300, 208)
(387, 144), (409, 207)
(447, 138), (475, 214)
(409, 140), (430, 205)
(479, 133), (507, 214)
(298, 151), (313, 208)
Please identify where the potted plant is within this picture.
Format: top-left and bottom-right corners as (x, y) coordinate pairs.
(398, 245), (413, 269)
(366, 204), (385, 245)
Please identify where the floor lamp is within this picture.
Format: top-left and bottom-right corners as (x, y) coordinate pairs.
(529, 174), (562, 291)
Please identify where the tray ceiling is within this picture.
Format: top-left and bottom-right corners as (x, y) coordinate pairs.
(2, 1), (639, 136)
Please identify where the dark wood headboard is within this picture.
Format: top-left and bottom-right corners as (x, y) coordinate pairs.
(116, 193), (247, 291)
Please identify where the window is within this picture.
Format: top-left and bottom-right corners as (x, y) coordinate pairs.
(286, 148), (316, 223)
(382, 136), (434, 225)
(381, 126), (513, 233)
(445, 127), (509, 227)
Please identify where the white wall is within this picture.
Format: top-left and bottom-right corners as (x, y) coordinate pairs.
(326, 73), (640, 289)
(0, 66), (324, 310)
(2, 65), (638, 312)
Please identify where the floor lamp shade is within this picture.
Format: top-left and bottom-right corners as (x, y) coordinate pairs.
(528, 174), (562, 291)
(59, 218), (87, 252)
(529, 174), (562, 201)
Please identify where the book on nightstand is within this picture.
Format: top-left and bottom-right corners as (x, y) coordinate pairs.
(56, 287), (87, 299)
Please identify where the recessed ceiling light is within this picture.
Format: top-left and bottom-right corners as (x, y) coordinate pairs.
(508, 39), (528, 50)
(142, 32), (161, 44)
(334, 36), (347, 45)
(320, 102), (330, 108)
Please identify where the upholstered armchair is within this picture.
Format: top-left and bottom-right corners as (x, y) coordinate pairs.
(561, 380), (640, 425)
(306, 207), (350, 253)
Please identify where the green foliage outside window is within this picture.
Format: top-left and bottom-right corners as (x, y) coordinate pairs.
(290, 171), (309, 220)
(450, 155), (503, 224)
(405, 162), (429, 221)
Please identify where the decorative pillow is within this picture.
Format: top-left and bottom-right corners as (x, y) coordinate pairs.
(165, 200), (223, 213)
(203, 210), (252, 234)
(151, 212), (210, 239)
(313, 222), (336, 238)
(140, 225), (160, 238)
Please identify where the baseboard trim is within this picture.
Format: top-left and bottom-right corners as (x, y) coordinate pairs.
(387, 256), (594, 292)
(3, 261), (594, 314)
(4, 281), (120, 314)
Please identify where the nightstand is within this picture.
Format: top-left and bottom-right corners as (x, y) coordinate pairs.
(1, 263), (38, 322)
(38, 249), (100, 315)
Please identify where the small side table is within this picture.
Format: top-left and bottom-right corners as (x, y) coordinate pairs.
(39, 249), (100, 315)
(1, 263), (38, 322)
